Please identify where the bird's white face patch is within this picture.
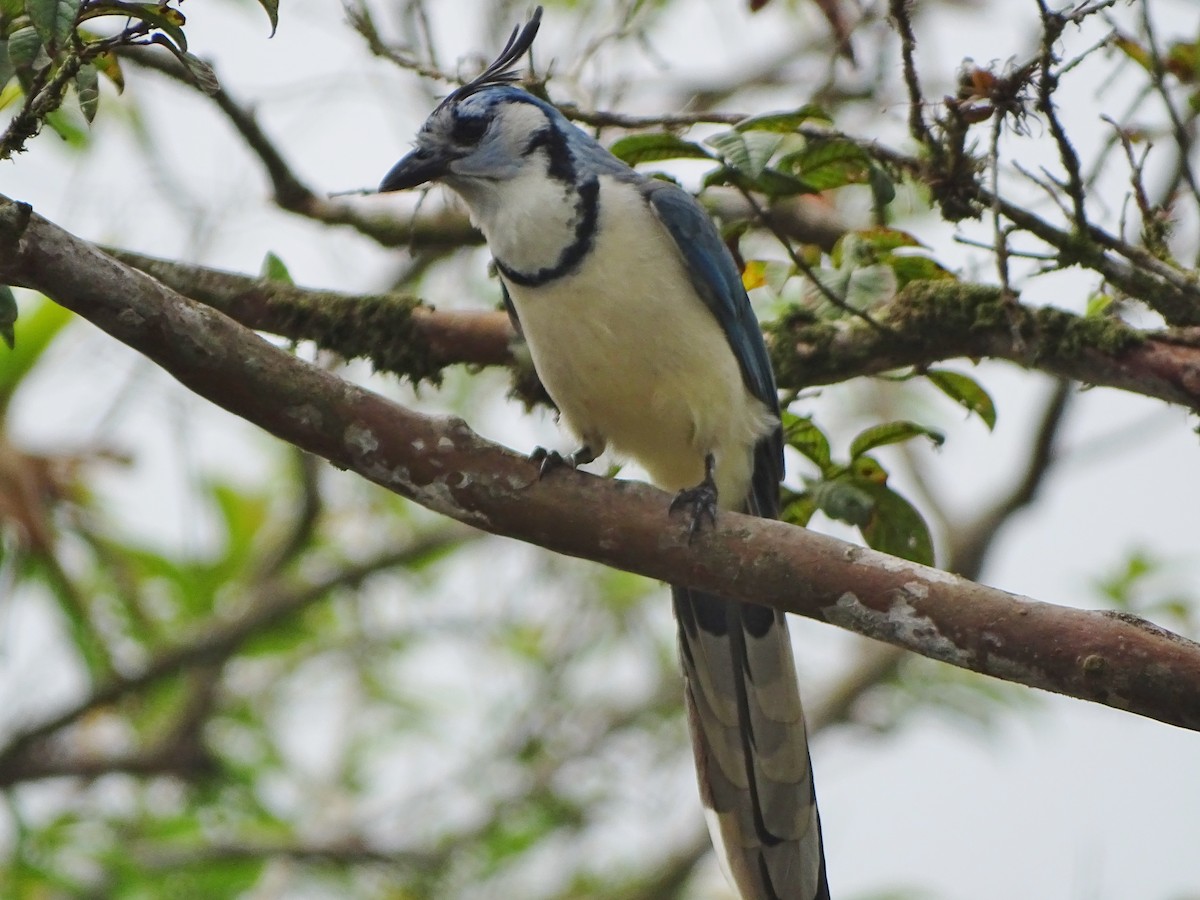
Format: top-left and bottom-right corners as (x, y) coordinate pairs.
(440, 101), (584, 273)
(443, 100), (554, 186)
(489, 102), (551, 148)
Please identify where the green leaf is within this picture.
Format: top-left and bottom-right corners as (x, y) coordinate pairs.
(25, 0), (79, 55)
(43, 106), (89, 147)
(842, 263), (896, 310)
(130, 677), (193, 740)
(0, 285), (16, 349)
(925, 369), (997, 430)
(807, 260), (897, 312)
(259, 251), (293, 284)
(142, 33), (219, 95)
(7, 27), (45, 88)
(805, 458), (936, 564)
(1114, 33), (1152, 73)
(830, 231), (868, 269)
(782, 412), (832, 474)
(779, 489), (817, 527)
(849, 420), (944, 459)
(888, 254), (955, 287)
(734, 104), (831, 132)
(178, 49), (219, 94)
(90, 49), (123, 92)
(805, 266), (848, 306)
(705, 130), (783, 178)
(849, 225), (925, 255)
(869, 163), (896, 207)
(782, 138), (872, 191)
(705, 130), (748, 169)
(849, 454), (888, 483)
(74, 60), (97, 123)
(741, 258), (793, 294)
(832, 227), (954, 290)
(857, 482), (934, 565)
(1165, 38), (1200, 85)
(762, 259), (795, 293)
(607, 132), (711, 166)
(1085, 292), (1115, 318)
(0, 40), (15, 93)
(809, 477), (874, 528)
(703, 164), (814, 198)
(253, 0), (278, 36)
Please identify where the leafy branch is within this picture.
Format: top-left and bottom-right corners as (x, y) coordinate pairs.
(0, 0), (284, 159)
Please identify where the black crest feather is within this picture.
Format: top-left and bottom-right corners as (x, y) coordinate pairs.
(443, 6), (543, 106)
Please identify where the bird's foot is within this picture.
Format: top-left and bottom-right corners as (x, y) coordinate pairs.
(669, 453), (719, 543)
(529, 444), (597, 480)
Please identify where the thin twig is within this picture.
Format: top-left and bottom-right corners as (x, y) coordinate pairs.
(990, 110), (1014, 300)
(345, 0), (456, 84)
(1012, 160), (1077, 220)
(954, 234), (1056, 260)
(1102, 114), (1171, 259)
(555, 102), (743, 129)
(1035, 1), (1089, 230)
(1139, 0), (1200, 213)
(887, 0), (933, 149)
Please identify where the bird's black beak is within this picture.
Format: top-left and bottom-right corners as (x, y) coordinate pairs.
(378, 148), (446, 193)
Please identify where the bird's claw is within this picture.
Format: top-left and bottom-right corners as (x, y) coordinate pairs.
(530, 446), (572, 480)
(528, 444), (595, 482)
(670, 454), (719, 543)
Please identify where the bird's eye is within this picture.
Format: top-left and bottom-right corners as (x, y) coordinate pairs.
(452, 115), (489, 145)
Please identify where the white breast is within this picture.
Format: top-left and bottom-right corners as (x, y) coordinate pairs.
(496, 176), (775, 507)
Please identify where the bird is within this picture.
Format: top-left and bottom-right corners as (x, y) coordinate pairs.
(379, 9), (829, 899)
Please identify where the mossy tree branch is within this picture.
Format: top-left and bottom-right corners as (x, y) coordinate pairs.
(106, 248), (1200, 413)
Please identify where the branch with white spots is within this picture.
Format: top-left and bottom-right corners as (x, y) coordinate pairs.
(3, 194), (1200, 732)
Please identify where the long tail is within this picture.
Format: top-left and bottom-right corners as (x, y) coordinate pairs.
(673, 528), (829, 899)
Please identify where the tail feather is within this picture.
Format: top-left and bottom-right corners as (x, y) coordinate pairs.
(674, 585), (829, 900)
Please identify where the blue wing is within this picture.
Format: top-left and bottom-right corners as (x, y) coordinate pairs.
(640, 178), (783, 516)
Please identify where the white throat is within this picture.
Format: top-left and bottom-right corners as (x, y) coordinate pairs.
(449, 162), (586, 276)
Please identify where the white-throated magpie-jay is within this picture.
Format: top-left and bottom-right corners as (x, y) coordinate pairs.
(379, 10), (829, 899)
